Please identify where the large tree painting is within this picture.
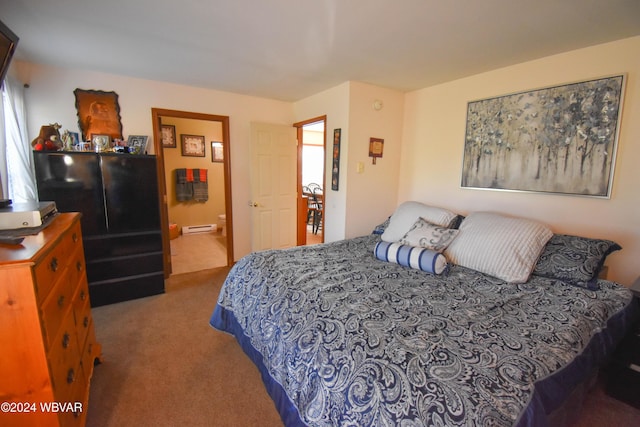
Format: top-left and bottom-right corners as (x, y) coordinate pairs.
(461, 75), (624, 197)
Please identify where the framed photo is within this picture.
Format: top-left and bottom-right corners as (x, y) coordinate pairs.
(69, 131), (79, 147)
(74, 88), (123, 142)
(91, 134), (111, 152)
(461, 74), (625, 198)
(331, 129), (341, 191)
(161, 124), (176, 148)
(128, 135), (148, 155)
(211, 141), (223, 162)
(61, 130), (80, 150)
(181, 134), (205, 157)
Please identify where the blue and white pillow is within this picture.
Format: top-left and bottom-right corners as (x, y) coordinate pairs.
(374, 241), (449, 275)
(400, 217), (459, 252)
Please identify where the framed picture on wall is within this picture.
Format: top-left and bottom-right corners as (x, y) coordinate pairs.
(211, 141), (223, 162)
(161, 124), (176, 148)
(331, 128), (341, 191)
(181, 134), (206, 157)
(73, 88), (123, 142)
(369, 137), (384, 164)
(461, 74), (625, 197)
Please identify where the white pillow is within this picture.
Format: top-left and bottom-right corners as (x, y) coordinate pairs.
(381, 201), (458, 243)
(444, 212), (553, 283)
(399, 217), (459, 252)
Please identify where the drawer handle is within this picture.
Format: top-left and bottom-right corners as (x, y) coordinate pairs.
(76, 261), (83, 272)
(80, 290), (87, 301)
(62, 332), (70, 349)
(66, 368), (75, 384)
(72, 232), (79, 243)
(83, 316), (89, 327)
(57, 295), (65, 308)
(50, 257), (58, 272)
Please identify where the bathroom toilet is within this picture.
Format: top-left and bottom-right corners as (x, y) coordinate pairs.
(218, 214), (226, 236)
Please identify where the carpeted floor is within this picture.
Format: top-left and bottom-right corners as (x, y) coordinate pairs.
(86, 267), (640, 426)
(87, 267), (283, 427)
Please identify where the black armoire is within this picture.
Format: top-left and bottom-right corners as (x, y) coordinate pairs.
(34, 151), (165, 306)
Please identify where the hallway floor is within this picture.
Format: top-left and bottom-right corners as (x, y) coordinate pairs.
(170, 226), (322, 276)
(170, 231), (228, 275)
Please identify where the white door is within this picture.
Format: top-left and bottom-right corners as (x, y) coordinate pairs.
(250, 122), (297, 251)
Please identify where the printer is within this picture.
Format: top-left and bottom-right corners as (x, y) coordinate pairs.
(0, 201), (58, 230)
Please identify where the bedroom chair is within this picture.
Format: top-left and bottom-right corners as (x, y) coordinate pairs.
(307, 182), (322, 193)
(303, 185), (320, 229)
(310, 187), (323, 234)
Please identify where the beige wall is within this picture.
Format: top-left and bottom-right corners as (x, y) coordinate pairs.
(161, 117), (225, 230)
(15, 61), (294, 261)
(294, 81), (405, 240)
(399, 36), (640, 286)
(294, 82), (350, 241)
(13, 36), (640, 285)
(344, 82), (405, 238)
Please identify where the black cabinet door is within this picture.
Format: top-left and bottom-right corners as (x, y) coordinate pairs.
(100, 154), (160, 233)
(33, 151), (107, 235)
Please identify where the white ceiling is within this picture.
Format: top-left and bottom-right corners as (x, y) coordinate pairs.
(2, 0), (639, 102)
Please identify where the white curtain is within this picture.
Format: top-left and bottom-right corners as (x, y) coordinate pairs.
(1, 76), (37, 203)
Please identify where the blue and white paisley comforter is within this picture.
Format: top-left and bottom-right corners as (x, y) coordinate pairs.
(210, 234), (635, 427)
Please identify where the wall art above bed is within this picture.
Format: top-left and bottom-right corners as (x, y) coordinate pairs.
(461, 74), (625, 198)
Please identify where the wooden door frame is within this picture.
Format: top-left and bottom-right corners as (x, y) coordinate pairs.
(293, 115), (326, 245)
(151, 108), (233, 277)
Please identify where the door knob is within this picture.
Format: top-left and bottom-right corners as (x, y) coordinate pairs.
(248, 201), (258, 207)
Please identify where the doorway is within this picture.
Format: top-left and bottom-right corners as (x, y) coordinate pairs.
(151, 108), (233, 277)
(294, 116), (326, 246)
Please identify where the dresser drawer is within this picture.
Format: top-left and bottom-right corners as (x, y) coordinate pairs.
(81, 321), (98, 381)
(58, 373), (88, 427)
(48, 311), (81, 402)
(73, 278), (92, 349)
(33, 221), (83, 302)
(83, 231), (163, 259)
(40, 269), (74, 349)
(86, 251), (163, 282)
(67, 245), (87, 293)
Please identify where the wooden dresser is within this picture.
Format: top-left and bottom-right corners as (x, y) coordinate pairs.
(0, 213), (101, 427)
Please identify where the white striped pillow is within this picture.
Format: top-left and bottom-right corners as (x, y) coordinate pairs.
(444, 212), (553, 283)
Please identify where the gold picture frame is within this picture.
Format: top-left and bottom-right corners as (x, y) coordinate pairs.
(74, 88), (123, 142)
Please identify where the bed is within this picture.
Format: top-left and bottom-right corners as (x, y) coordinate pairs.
(210, 204), (637, 426)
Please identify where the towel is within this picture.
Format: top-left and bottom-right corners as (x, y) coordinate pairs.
(175, 169), (193, 201)
(193, 168), (208, 202)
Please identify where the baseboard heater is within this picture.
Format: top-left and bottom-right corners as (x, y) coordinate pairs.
(181, 224), (217, 235)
